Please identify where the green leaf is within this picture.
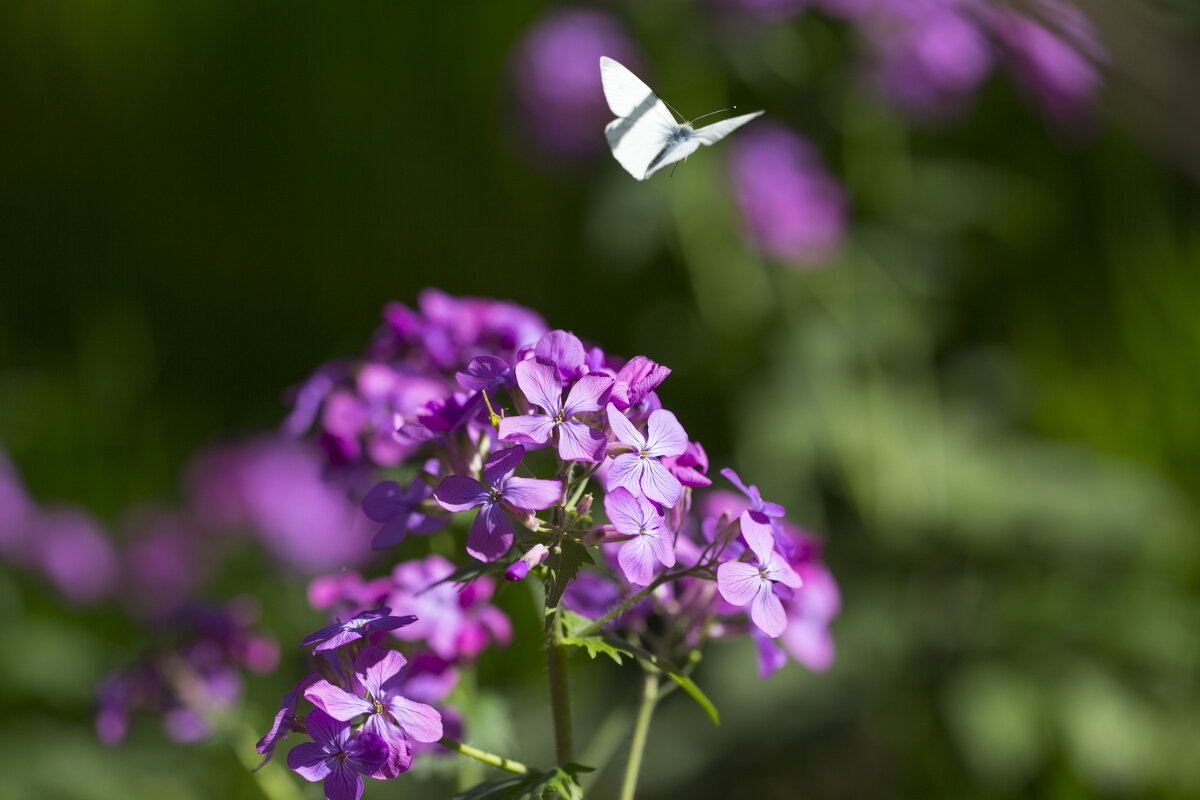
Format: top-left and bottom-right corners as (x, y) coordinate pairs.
(560, 622), (720, 726)
(543, 539), (593, 611)
(431, 558), (508, 588)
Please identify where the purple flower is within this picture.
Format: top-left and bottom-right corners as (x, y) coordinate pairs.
(33, 506), (120, 604)
(728, 123), (846, 265)
(287, 709), (389, 800)
(717, 511), (802, 637)
(306, 646), (444, 778)
(434, 445), (562, 561)
(873, 8), (994, 116)
(533, 329), (587, 380)
(609, 356), (671, 411)
(362, 467), (446, 550)
(511, 8), (640, 157)
(992, 7), (1102, 124)
(455, 355), (512, 392)
(255, 673), (317, 770)
(387, 555), (512, 660)
(499, 360), (613, 462)
(605, 488), (676, 587)
(606, 403), (689, 508)
(300, 608), (418, 652)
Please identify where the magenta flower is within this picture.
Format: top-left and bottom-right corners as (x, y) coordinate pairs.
(499, 360), (613, 462)
(434, 445), (562, 562)
(255, 673), (317, 770)
(386, 555), (513, 661)
(609, 356), (671, 410)
(728, 123), (846, 266)
(505, 542), (550, 582)
(606, 403), (689, 508)
(717, 512), (802, 638)
(287, 709), (389, 800)
(362, 466), (446, 550)
(605, 488), (675, 586)
(305, 646), (444, 778)
(300, 608), (418, 652)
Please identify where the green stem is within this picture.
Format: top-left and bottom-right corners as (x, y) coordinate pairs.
(547, 606), (574, 764)
(575, 571), (678, 639)
(619, 670), (661, 800)
(438, 737), (529, 775)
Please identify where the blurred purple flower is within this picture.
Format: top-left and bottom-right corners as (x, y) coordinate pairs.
(0, 450), (34, 562)
(992, 5), (1103, 124)
(34, 506), (119, 604)
(386, 554), (512, 662)
(511, 8), (640, 157)
(187, 436), (373, 573)
(873, 7), (994, 116)
(728, 123), (846, 265)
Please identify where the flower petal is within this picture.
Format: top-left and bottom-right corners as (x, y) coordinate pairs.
(561, 375), (614, 416)
(501, 476), (561, 511)
(618, 536), (655, 586)
(717, 561), (762, 607)
(644, 409), (688, 458)
(556, 420), (607, 462)
(535, 330), (586, 378)
(646, 525), (676, 569)
(640, 460), (682, 508)
(603, 487), (642, 535)
(305, 681), (374, 723)
(355, 646), (407, 699)
(606, 453), (644, 497)
(605, 403), (646, 449)
(361, 481), (403, 522)
(433, 476), (489, 513)
(466, 503), (512, 562)
(514, 359), (563, 414)
(482, 445), (526, 487)
(362, 715), (413, 778)
(740, 510), (776, 566)
(750, 584), (788, 638)
(386, 696), (444, 743)
(498, 414), (555, 447)
(323, 762), (365, 800)
(456, 355), (511, 391)
(287, 741), (334, 782)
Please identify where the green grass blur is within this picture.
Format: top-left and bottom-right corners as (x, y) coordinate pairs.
(1, 2), (1199, 799)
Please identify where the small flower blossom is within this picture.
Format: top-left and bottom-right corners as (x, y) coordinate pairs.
(434, 445), (562, 562)
(305, 646), (444, 778)
(362, 463), (446, 549)
(605, 488), (676, 586)
(300, 608), (418, 652)
(606, 403), (689, 508)
(609, 356), (671, 410)
(287, 709), (390, 800)
(717, 512), (802, 638)
(499, 360), (613, 462)
(506, 543), (550, 582)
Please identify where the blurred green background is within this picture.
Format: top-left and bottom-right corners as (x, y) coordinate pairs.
(2, 1), (1199, 798)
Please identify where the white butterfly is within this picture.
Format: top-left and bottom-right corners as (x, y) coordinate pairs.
(600, 56), (763, 181)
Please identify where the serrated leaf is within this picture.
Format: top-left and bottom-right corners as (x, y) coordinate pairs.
(562, 633), (626, 665)
(543, 539), (593, 611)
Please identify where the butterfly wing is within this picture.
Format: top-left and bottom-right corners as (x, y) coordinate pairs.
(600, 57), (681, 181)
(642, 138), (702, 179)
(691, 110), (764, 146)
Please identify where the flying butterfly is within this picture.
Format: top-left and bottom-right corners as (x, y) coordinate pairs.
(600, 56), (764, 181)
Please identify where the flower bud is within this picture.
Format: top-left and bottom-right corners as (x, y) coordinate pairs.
(505, 543), (550, 582)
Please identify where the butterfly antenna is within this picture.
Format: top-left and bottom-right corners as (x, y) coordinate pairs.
(690, 105), (737, 124)
(662, 98), (686, 124)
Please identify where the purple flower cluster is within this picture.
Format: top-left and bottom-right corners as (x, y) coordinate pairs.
(257, 608), (449, 800)
(285, 293), (838, 664)
(96, 600), (279, 746)
(811, 0), (1106, 122)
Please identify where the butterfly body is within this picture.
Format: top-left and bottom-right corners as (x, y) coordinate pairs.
(600, 56), (762, 181)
